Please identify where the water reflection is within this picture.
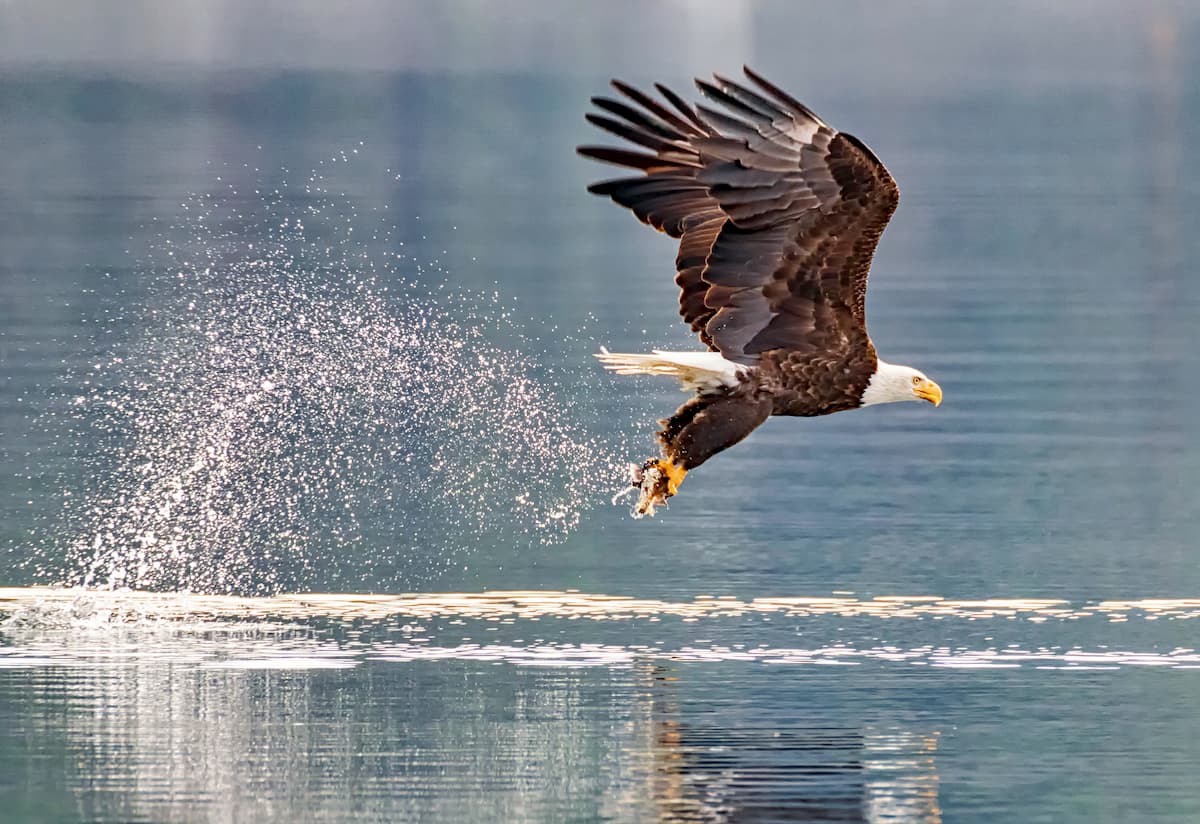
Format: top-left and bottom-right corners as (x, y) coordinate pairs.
(7, 642), (644, 820)
(0, 615), (948, 822)
(3, 590), (1196, 820)
(644, 668), (941, 823)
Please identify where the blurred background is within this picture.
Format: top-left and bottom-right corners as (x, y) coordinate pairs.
(3, 0), (1199, 596)
(2, 2), (1200, 821)
(3, 0), (1199, 594)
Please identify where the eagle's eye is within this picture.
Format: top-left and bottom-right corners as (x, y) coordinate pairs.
(911, 376), (922, 386)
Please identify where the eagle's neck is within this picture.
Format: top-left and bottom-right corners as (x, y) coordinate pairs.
(860, 358), (920, 407)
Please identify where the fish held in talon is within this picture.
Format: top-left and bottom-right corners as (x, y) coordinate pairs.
(580, 66), (943, 516)
(629, 458), (688, 518)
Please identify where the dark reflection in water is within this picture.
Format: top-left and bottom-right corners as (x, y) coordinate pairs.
(647, 668), (940, 823)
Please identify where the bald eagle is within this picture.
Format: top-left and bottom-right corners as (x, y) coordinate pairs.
(580, 67), (942, 517)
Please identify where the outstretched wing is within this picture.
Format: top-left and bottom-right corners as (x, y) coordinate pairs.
(579, 67), (898, 365)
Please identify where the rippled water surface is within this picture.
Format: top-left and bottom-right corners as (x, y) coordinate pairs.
(4, 5), (1200, 821)
(3, 588), (1200, 821)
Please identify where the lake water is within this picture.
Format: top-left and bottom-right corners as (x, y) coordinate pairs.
(3, 16), (1200, 823)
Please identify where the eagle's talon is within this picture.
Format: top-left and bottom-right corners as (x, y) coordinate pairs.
(627, 458), (687, 518)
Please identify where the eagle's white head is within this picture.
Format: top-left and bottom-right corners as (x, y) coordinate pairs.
(861, 359), (943, 407)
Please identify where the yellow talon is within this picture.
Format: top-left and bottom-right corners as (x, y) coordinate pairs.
(656, 459), (688, 496)
(626, 458), (691, 518)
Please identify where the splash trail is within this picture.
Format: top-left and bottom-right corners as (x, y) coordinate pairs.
(34, 159), (627, 593)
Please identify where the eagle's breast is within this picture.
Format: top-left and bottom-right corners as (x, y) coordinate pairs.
(749, 349), (878, 417)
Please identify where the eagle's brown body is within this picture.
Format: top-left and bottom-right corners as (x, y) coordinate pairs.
(580, 67), (936, 515)
(653, 344), (878, 479)
(756, 346), (880, 418)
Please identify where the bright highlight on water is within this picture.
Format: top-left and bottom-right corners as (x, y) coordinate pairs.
(3, 587), (1198, 672)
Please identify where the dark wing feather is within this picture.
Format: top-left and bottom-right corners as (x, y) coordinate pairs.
(579, 81), (726, 341)
(579, 67), (899, 365)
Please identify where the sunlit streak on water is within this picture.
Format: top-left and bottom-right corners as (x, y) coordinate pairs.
(2, 588), (1198, 672)
(6, 587), (1198, 622)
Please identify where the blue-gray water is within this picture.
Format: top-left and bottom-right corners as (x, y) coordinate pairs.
(4, 5), (1200, 821)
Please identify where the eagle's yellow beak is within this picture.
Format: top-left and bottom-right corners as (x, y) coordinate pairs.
(914, 378), (943, 407)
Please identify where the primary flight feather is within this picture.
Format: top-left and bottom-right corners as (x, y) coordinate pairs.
(580, 66), (942, 516)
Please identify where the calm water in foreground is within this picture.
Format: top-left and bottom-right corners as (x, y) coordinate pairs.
(3, 35), (1200, 824)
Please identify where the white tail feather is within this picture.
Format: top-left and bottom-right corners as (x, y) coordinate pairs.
(595, 347), (744, 392)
